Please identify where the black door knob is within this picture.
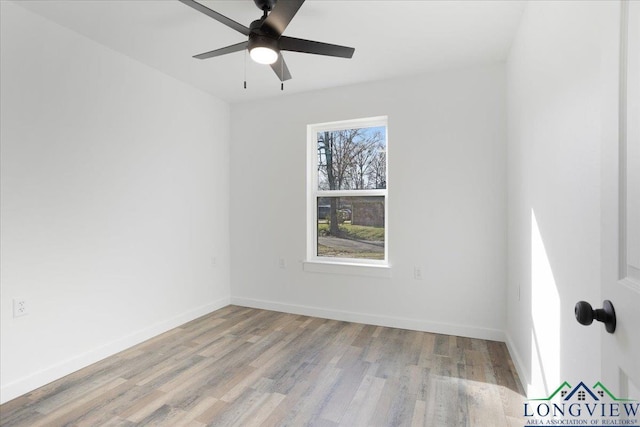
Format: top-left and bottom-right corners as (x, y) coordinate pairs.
(575, 300), (616, 333)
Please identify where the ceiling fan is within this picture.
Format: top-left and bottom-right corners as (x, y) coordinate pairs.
(179, 0), (355, 83)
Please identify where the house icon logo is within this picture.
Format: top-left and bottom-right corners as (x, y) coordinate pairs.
(524, 381), (639, 425)
(563, 381), (600, 401)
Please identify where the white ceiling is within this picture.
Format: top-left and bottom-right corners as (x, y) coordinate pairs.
(15, 0), (525, 104)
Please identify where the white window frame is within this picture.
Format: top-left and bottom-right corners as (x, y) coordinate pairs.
(305, 116), (389, 272)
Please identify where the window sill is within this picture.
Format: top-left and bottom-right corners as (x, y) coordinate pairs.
(303, 260), (392, 278)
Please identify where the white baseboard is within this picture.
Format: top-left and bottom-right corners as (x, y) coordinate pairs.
(505, 331), (530, 397)
(231, 296), (506, 342)
(0, 296), (230, 405)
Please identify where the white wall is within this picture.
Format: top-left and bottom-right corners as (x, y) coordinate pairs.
(0, 2), (231, 403)
(506, 0), (617, 397)
(230, 64), (508, 340)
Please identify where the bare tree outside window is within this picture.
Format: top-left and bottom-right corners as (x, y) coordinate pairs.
(313, 123), (387, 261)
(317, 127), (386, 191)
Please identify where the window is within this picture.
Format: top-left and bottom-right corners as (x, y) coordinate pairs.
(307, 117), (388, 266)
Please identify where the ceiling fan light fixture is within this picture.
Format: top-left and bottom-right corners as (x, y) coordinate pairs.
(250, 46), (278, 64)
(248, 34), (279, 65)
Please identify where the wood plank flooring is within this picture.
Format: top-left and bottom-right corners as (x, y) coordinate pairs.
(0, 306), (525, 426)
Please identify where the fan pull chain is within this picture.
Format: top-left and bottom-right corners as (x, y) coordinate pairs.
(281, 55), (284, 91)
(243, 49), (247, 89)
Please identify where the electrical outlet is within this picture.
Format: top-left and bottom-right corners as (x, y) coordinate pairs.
(13, 298), (28, 317)
(413, 266), (423, 280)
(278, 258), (286, 269)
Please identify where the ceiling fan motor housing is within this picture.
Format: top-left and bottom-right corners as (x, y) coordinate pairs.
(248, 33), (279, 53)
(254, 0), (277, 12)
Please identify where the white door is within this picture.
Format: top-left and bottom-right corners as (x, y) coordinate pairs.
(601, 0), (640, 401)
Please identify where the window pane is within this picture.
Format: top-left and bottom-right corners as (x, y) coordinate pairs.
(317, 196), (385, 260)
(317, 127), (386, 191)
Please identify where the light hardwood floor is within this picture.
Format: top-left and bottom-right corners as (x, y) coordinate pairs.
(0, 306), (525, 426)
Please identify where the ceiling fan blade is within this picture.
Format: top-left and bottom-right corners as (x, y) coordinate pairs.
(262, 0), (305, 36)
(270, 53), (292, 81)
(193, 41), (248, 60)
(279, 36), (355, 58)
(179, 0), (250, 36)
